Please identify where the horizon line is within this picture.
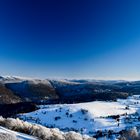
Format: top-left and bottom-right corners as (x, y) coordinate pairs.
(1, 75), (140, 82)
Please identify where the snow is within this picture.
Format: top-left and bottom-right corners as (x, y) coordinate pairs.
(19, 95), (140, 137)
(0, 75), (53, 85)
(0, 126), (37, 140)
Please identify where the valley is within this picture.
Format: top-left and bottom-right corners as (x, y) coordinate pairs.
(0, 76), (140, 139)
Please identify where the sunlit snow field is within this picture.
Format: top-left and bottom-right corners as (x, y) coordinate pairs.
(19, 95), (140, 138)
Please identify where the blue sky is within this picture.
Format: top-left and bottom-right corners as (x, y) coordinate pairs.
(0, 0), (140, 80)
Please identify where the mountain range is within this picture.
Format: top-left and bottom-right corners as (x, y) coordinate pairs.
(0, 76), (140, 105)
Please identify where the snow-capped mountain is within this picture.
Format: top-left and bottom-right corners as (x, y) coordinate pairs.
(0, 75), (140, 104)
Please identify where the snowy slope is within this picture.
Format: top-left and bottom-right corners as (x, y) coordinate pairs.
(0, 126), (37, 140)
(0, 76), (27, 84)
(19, 95), (140, 137)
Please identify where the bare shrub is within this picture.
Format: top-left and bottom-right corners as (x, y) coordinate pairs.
(64, 131), (83, 140)
(0, 116), (96, 140)
(81, 109), (88, 115)
(50, 128), (65, 140)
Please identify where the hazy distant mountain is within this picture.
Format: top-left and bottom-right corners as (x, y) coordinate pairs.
(0, 76), (140, 104)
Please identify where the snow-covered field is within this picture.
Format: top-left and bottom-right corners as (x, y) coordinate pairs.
(19, 95), (140, 138)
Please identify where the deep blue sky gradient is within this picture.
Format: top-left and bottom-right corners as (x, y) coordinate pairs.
(0, 0), (140, 79)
